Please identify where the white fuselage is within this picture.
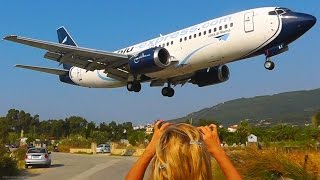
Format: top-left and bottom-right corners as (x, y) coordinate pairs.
(69, 7), (282, 88)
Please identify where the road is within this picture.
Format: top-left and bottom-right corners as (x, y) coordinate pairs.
(21, 152), (144, 180)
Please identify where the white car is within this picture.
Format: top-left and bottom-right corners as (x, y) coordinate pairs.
(25, 148), (51, 168)
(96, 144), (110, 153)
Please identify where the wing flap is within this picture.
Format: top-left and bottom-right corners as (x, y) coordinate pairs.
(15, 64), (69, 76)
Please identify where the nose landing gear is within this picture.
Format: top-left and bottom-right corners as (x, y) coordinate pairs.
(264, 57), (275, 70)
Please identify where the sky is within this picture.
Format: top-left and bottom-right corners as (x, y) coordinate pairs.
(1, 1), (319, 125)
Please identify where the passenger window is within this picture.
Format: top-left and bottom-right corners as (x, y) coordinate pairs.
(230, 23), (233, 27)
(194, 34), (197, 38)
(199, 32), (202, 36)
(219, 26), (222, 30)
(225, 24), (228, 29)
(162, 43), (165, 47)
(214, 28), (217, 32)
(189, 35), (192, 39)
(180, 38), (182, 42)
(204, 31), (206, 35)
(166, 42), (169, 46)
(184, 37), (187, 41)
(209, 29), (212, 33)
(171, 41), (173, 45)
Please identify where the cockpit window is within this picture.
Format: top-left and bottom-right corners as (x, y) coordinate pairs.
(276, 9), (285, 15)
(268, 11), (277, 15)
(269, 8), (291, 16)
(278, 7), (291, 12)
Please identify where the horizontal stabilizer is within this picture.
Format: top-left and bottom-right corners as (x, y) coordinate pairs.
(15, 64), (69, 76)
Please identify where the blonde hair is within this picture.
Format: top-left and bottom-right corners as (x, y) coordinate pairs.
(151, 123), (213, 180)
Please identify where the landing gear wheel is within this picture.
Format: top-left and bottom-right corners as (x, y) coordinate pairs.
(161, 87), (175, 97)
(167, 88), (174, 97)
(264, 60), (275, 70)
(127, 82), (141, 92)
(133, 82), (141, 92)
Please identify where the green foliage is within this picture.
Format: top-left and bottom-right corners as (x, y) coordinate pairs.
(232, 149), (318, 179)
(0, 145), (18, 176)
(194, 119), (219, 126)
(7, 132), (19, 145)
(311, 111), (320, 128)
(59, 134), (91, 149)
(171, 88), (320, 126)
(128, 130), (146, 146)
(12, 147), (27, 161)
(0, 117), (9, 143)
(91, 131), (109, 144)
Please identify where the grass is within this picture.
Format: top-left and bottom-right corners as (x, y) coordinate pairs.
(217, 148), (320, 180)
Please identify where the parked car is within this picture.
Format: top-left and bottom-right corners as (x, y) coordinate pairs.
(25, 148), (51, 168)
(96, 144), (110, 153)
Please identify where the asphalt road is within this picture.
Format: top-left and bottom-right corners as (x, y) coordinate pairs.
(21, 152), (144, 180)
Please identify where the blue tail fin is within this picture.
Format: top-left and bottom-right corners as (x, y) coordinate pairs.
(57, 26), (77, 70)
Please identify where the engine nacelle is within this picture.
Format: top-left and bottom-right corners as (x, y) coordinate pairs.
(191, 65), (230, 87)
(128, 47), (171, 74)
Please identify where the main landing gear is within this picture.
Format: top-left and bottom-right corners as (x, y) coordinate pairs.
(127, 81), (175, 97)
(127, 81), (141, 92)
(264, 57), (275, 70)
(161, 83), (175, 97)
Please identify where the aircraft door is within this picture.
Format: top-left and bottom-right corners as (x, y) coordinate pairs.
(244, 12), (254, 33)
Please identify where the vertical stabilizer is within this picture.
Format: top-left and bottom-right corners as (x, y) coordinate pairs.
(57, 26), (77, 70)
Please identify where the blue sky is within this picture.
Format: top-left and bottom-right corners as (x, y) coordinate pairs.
(1, 1), (319, 125)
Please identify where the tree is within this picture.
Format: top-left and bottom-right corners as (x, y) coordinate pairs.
(85, 121), (96, 138)
(311, 112), (320, 128)
(65, 116), (88, 136)
(128, 130), (146, 146)
(6, 109), (19, 131)
(235, 120), (251, 144)
(195, 119), (219, 127)
(0, 117), (9, 143)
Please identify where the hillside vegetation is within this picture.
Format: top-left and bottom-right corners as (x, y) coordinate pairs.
(171, 88), (320, 126)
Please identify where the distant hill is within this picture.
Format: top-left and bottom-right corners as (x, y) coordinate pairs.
(170, 88), (320, 126)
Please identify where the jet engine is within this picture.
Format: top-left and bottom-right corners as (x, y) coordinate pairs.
(191, 65), (230, 87)
(128, 47), (171, 74)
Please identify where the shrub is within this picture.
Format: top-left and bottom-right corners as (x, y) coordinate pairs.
(0, 145), (18, 177)
(59, 135), (91, 149)
(230, 148), (319, 179)
(12, 146), (27, 161)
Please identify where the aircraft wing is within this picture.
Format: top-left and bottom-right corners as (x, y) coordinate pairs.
(15, 64), (69, 76)
(4, 35), (130, 80)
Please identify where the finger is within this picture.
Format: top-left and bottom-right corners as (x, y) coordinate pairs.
(154, 120), (164, 130)
(209, 124), (218, 134)
(204, 126), (212, 133)
(209, 124), (217, 129)
(160, 122), (173, 131)
(198, 126), (210, 135)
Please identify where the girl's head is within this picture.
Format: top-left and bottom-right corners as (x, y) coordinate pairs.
(151, 123), (213, 180)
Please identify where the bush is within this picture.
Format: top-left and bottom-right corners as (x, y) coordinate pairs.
(0, 145), (18, 177)
(12, 146), (27, 161)
(230, 148), (319, 179)
(57, 135), (92, 152)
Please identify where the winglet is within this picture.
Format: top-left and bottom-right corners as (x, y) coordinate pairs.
(3, 35), (18, 41)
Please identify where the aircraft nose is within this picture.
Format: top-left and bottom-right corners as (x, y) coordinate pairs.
(296, 13), (317, 32)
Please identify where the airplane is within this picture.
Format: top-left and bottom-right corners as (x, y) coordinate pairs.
(4, 7), (316, 97)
